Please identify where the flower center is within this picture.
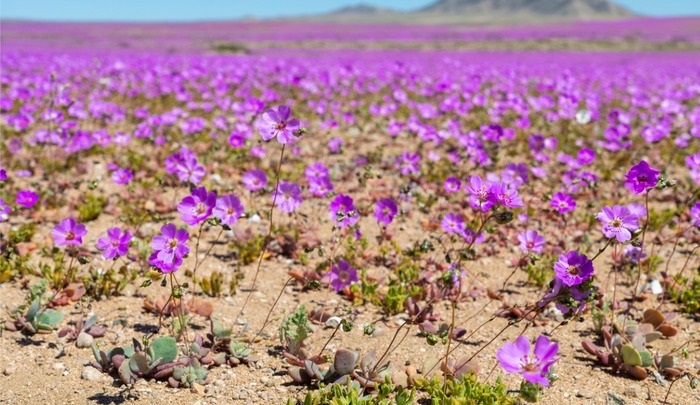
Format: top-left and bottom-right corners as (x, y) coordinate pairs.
(567, 265), (580, 275)
(339, 271), (349, 283)
(168, 238), (178, 249)
(610, 218), (622, 228)
(65, 231), (75, 241)
(274, 122), (286, 131)
(194, 202), (206, 215)
(521, 359), (538, 372)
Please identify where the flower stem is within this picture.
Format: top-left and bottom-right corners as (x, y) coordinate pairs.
(237, 144), (285, 322)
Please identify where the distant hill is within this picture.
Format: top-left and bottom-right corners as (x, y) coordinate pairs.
(294, 0), (638, 25)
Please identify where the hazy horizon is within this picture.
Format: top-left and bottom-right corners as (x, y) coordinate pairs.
(2, 0), (699, 23)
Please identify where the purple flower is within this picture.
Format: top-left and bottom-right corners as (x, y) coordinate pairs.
(396, 152), (420, 176)
(329, 194), (359, 228)
(497, 335), (558, 387)
(595, 205), (639, 243)
(577, 148), (596, 165)
(465, 175), (494, 212)
(111, 168), (133, 185)
(328, 137), (344, 153)
(242, 169), (267, 191)
(554, 251), (594, 287)
(250, 145), (267, 158)
(444, 177), (461, 193)
(690, 203), (700, 227)
(96, 227), (132, 260)
(308, 176), (334, 197)
(327, 260), (359, 292)
(305, 162), (330, 181)
(213, 194), (244, 226)
(258, 105), (300, 144)
(627, 202), (647, 219)
(625, 160), (659, 194)
(375, 198), (398, 227)
(177, 186), (217, 226)
(274, 181), (302, 213)
(489, 182), (524, 209)
(52, 218), (87, 247)
(442, 213), (465, 235)
(0, 198), (11, 222)
(149, 223), (189, 273)
(550, 192), (576, 214)
(518, 230), (545, 254)
(166, 148), (205, 185)
(0, 169), (7, 181)
(16, 189), (39, 208)
(624, 245), (646, 263)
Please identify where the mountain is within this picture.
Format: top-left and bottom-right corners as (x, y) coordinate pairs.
(295, 0), (637, 25)
(325, 4), (398, 16)
(420, 0), (635, 19)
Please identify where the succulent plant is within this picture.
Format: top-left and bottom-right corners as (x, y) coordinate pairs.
(58, 314), (108, 341)
(90, 336), (182, 386)
(170, 362), (209, 388)
(4, 298), (64, 335)
(581, 309), (682, 380)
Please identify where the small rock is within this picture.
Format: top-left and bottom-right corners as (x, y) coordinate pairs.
(3, 366), (16, 376)
(213, 379), (225, 387)
(624, 386), (640, 398)
(576, 390), (594, 399)
(191, 382), (205, 395)
(325, 317), (342, 329)
(53, 363), (65, 370)
(235, 389), (249, 400)
(81, 366), (104, 381)
(76, 332), (94, 348)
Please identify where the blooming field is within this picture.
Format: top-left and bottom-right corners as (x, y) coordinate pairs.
(1, 25), (700, 404)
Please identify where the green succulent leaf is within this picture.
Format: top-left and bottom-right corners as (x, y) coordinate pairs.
(211, 318), (231, 339)
(147, 336), (178, 366)
(621, 344), (642, 367)
(37, 310), (64, 328)
(638, 350), (654, 367)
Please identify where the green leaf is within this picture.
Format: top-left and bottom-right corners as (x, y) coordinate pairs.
(147, 336), (177, 365)
(621, 344), (642, 366)
(211, 318), (231, 339)
(25, 300), (40, 322)
(37, 310), (64, 328)
(638, 350), (654, 367)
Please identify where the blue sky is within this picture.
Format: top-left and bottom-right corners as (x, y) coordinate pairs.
(2, 0), (699, 22)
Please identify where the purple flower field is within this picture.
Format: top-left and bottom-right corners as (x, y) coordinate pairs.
(1, 17), (699, 404)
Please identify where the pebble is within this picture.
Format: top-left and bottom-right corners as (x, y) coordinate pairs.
(576, 390), (594, 399)
(624, 386), (640, 398)
(76, 332), (94, 348)
(81, 366), (104, 381)
(325, 317), (342, 328)
(191, 382), (205, 395)
(235, 389), (249, 400)
(53, 363), (65, 370)
(3, 366), (16, 376)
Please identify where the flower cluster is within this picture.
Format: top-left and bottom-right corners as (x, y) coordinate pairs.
(165, 147), (205, 185)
